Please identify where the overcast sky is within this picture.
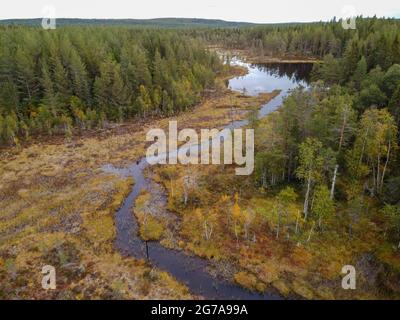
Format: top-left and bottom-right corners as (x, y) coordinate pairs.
(1, 0), (399, 23)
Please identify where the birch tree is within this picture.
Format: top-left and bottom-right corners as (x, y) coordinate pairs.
(350, 108), (398, 195)
(333, 95), (356, 152)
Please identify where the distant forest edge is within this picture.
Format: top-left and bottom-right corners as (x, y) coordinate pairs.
(0, 18), (261, 28)
(0, 17), (399, 146)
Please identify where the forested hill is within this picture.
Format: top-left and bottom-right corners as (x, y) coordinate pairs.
(0, 18), (259, 28)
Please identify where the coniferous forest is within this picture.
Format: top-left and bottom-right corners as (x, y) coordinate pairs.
(0, 27), (222, 144)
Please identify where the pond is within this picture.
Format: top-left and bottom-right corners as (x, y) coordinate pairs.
(228, 59), (312, 119)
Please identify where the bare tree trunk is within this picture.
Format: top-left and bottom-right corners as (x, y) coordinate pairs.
(184, 187), (188, 206)
(380, 140), (391, 193)
(330, 165), (339, 200)
(359, 127), (369, 165)
(303, 173), (311, 220)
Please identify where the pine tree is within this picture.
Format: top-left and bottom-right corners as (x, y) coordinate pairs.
(14, 47), (39, 104)
(94, 57), (131, 121)
(161, 90), (174, 115)
(392, 34), (400, 65)
(121, 44), (152, 92)
(52, 56), (71, 112)
(152, 49), (163, 88)
(351, 56), (367, 90)
(0, 80), (19, 115)
(68, 48), (90, 105)
(342, 37), (361, 82)
(382, 64), (400, 97)
(40, 62), (58, 116)
(296, 138), (325, 219)
(1, 113), (18, 145)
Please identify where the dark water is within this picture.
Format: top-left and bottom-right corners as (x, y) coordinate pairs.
(104, 58), (312, 299)
(227, 59), (311, 127)
(228, 59), (310, 96)
(253, 62), (313, 83)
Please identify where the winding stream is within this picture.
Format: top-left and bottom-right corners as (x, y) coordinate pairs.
(103, 58), (312, 299)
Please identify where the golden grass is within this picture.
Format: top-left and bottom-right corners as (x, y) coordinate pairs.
(134, 191), (165, 241)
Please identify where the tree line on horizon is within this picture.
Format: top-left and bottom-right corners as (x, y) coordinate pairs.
(193, 16), (400, 62)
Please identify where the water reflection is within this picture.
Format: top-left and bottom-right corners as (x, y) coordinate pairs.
(228, 60), (312, 96)
(253, 63), (313, 83)
(228, 60), (313, 119)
